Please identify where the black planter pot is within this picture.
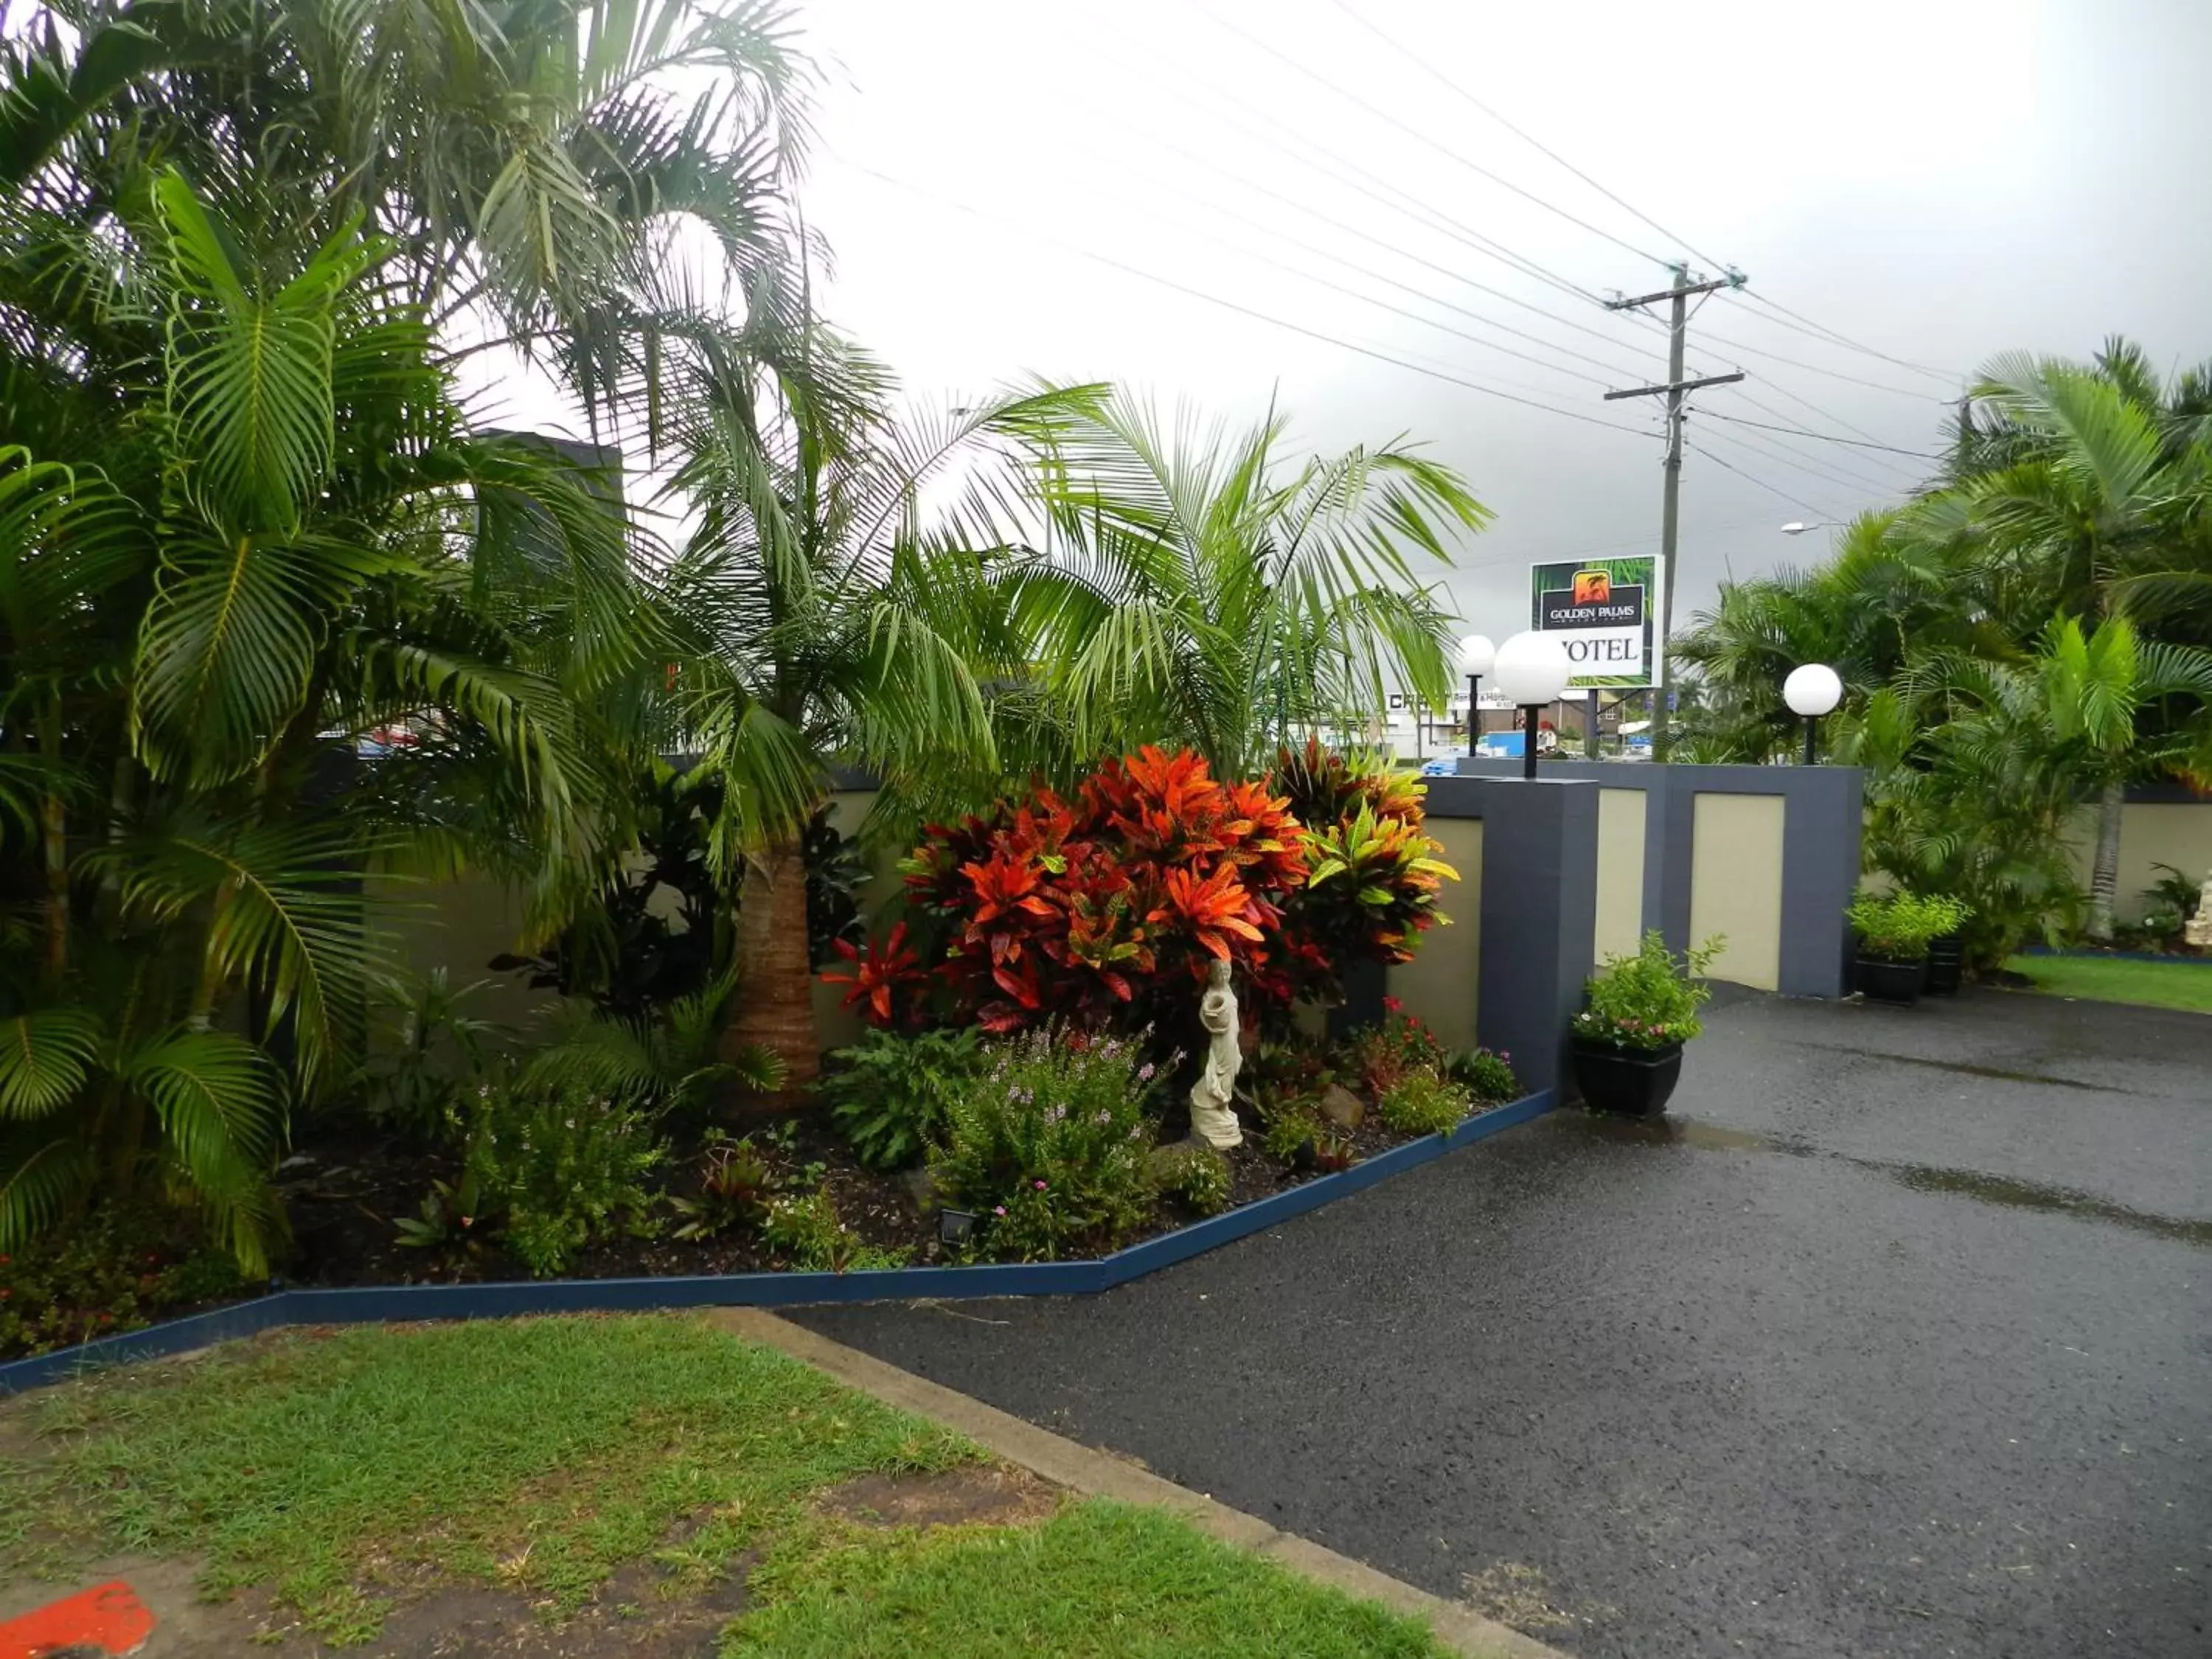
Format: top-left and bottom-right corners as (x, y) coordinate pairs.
(1925, 932), (1966, 996)
(1572, 1039), (1685, 1116)
(1856, 954), (1929, 1005)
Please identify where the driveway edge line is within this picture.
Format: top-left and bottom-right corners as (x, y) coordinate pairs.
(708, 1307), (1567, 1659)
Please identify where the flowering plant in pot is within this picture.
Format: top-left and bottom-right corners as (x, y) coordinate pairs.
(1570, 931), (1722, 1116)
(1846, 891), (1966, 1005)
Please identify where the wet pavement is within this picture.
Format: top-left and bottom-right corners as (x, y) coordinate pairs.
(791, 989), (2212, 1658)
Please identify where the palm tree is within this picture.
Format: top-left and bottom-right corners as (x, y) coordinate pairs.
(1927, 352), (2212, 933)
(1, 0), (813, 433)
(1901, 618), (2212, 944)
(0, 171), (662, 1266)
(658, 330), (1105, 1089)
(0, 0), (824, 1255)
(992, 391), (1490, 781)
(1672, 510), (2003, 762)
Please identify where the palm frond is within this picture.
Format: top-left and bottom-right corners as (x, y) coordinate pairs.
(156, 171), (366, 532)
(0, 1007), (105, 1121)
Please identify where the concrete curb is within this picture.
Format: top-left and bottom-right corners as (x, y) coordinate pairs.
(710, 1307), (1568, 1659)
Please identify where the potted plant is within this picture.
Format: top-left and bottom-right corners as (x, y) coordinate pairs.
(1922, 897), (1974, 996)
(1570, 931), (1722, 1116)
(1846, 891), (1958, 1005)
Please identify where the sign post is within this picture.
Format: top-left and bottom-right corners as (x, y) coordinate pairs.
(1529, 557), (1664, 753)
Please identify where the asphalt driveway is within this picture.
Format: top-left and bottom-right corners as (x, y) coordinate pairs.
(791, 988), (2212, 1658)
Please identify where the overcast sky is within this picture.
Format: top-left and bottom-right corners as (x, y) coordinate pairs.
(754, 0), (2211, 636)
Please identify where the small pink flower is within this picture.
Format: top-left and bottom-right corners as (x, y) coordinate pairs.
(992, 1206), (1007, 1217)
(1034, 1179), (1048, 1189)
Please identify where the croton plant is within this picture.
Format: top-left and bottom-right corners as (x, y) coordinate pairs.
(827, 742), (1458, 1035)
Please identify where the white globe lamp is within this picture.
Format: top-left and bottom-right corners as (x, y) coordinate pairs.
(1494, 631), (1573, 779)
(1783, 663), (1844, 765)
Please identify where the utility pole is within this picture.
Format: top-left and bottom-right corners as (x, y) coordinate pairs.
(1603, 263), (1747, 761)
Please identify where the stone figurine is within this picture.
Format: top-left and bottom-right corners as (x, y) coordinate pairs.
(2187, 869), (2212, 950)
(1187, 957), (1245, 1150)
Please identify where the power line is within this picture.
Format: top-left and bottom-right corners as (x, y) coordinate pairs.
(1696, 415), (1913, 499)
(1322, 0), (1731, 272)
(1040, 118), (1649, 383)
(1192, 3), (1674, 270)
(1085, 27), (1617, 313)
(1307, 7), (1961, 402)
(1052, 175), (1625, 389)
(1687, 441), (1849, 521)
(1197, 5), (1964, 421)
(842, 162), (1658, 439)
(1708, 388), (1932, 482)
(1683, 327), (1950, 399)
(1481, 509), (1815, 570)
(1728, 375), (1907, 452)
(1742, 290), (1962, 383)
(1696, 409), (1938, 458)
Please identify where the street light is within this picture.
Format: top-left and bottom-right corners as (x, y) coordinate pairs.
(1457, 633), (1495, 751)
(1783, 663), (1843, 765)
(1494, 631), (1573, 781)
(1779, 521), (1843, 536)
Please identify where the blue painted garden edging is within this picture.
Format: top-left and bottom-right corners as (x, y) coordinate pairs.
(0, 1088), (1553, 1397)
(2017, 947), (2212, 967)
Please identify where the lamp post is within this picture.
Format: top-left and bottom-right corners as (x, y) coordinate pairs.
(1494, 631), (1573, 781)
(1779, 521), (1843, 536)
(1457, 632), (1495, 754)
(1783, 663), (1843, 765)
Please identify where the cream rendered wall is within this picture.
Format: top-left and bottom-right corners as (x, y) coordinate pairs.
(377, 870), (563, 1037)
(2121, 805), (2212, 911)
(1387, 816), (1484, 1052)
(389, 787), (896, 1050)
(2062, 802), (2212, 921)
(1688, 793), (1786, 992)
(1594, 787), (1648, 967)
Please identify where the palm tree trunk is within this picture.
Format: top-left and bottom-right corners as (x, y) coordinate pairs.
(2084, 778), (2126, 941)
(38, 698), (68, 986)
(720, 839), (819, 1100)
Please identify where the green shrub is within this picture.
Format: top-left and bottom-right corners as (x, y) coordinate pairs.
(935, 1027), (1157, 1261)
(1339, 1001), (1447, 1096)
(1152, 1144), (1232, 1216)
(0, 1209), (248, 1361)
(818, 1028), (984, 1171)
(1572, 931), (1722, 1051)
(1848, 891), (1969, 964)
(668, 1134), (777, 1239)
(1375, 1071), (1475, 1135)
(1444, 1047), (1519, 1103)
(760, 1189), (911, 1272)
(1244, 1034), (1337, 1114)
(392, 1172), (484, 1255)
(365, 968), (506, 1144)
(459, 1080), (664, 1277)
(1260, 1102), (1326, 1164)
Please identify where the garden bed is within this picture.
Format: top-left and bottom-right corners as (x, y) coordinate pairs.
(274, 1107), (1423, 1292)
(0, 1090), (1551, 1390)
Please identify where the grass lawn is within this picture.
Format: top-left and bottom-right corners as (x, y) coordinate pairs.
(2006, 953), (2212, 1015)
(0, 1315), (1458, 1657)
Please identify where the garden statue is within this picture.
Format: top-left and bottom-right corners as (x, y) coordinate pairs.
(1188, 957), (1245, 1150)
(2187, 869), (2212, 950)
